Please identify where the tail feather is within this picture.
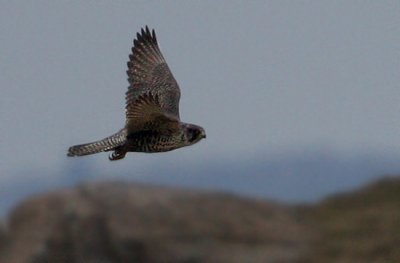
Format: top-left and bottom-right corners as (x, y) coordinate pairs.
(68, 129), (127, 157)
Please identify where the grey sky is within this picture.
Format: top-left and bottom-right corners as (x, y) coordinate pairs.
(1, 1), (400, 179)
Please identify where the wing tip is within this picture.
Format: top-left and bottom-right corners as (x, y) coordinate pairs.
(136, 25), (157, 45)
(126, 26), (163, 78)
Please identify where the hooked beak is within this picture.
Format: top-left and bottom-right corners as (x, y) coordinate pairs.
(201, 130), (206, 139)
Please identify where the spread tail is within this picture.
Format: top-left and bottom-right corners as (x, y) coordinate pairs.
(67, 129), (127, 157)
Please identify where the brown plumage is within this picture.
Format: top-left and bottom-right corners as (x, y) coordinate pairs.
(68, 26), (206, 161)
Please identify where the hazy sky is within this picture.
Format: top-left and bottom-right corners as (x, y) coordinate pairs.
(1, 1), (400, 179)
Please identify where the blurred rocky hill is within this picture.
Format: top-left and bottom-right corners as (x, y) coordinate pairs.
(0, 182), (309, 263)
(0, 177), (399, 263)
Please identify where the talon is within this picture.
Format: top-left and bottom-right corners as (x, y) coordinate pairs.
(109, 151), (126, 161)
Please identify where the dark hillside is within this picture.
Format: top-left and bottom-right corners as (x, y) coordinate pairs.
(299, 177), (400, 263)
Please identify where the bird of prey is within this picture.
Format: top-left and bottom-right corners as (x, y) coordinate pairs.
(68, 26), (206, 161)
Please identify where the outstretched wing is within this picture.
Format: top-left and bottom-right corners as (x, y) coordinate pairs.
(125, 26), (181, 133)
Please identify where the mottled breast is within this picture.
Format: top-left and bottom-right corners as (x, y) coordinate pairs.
(127, 130), (183, 153)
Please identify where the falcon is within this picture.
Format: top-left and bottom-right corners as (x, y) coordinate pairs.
(68, 26), (206, 161)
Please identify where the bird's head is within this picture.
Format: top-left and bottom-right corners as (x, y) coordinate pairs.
(182, 123), (206, 146)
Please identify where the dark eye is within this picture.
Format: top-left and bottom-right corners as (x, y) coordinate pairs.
(188, 129), (199, 142)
